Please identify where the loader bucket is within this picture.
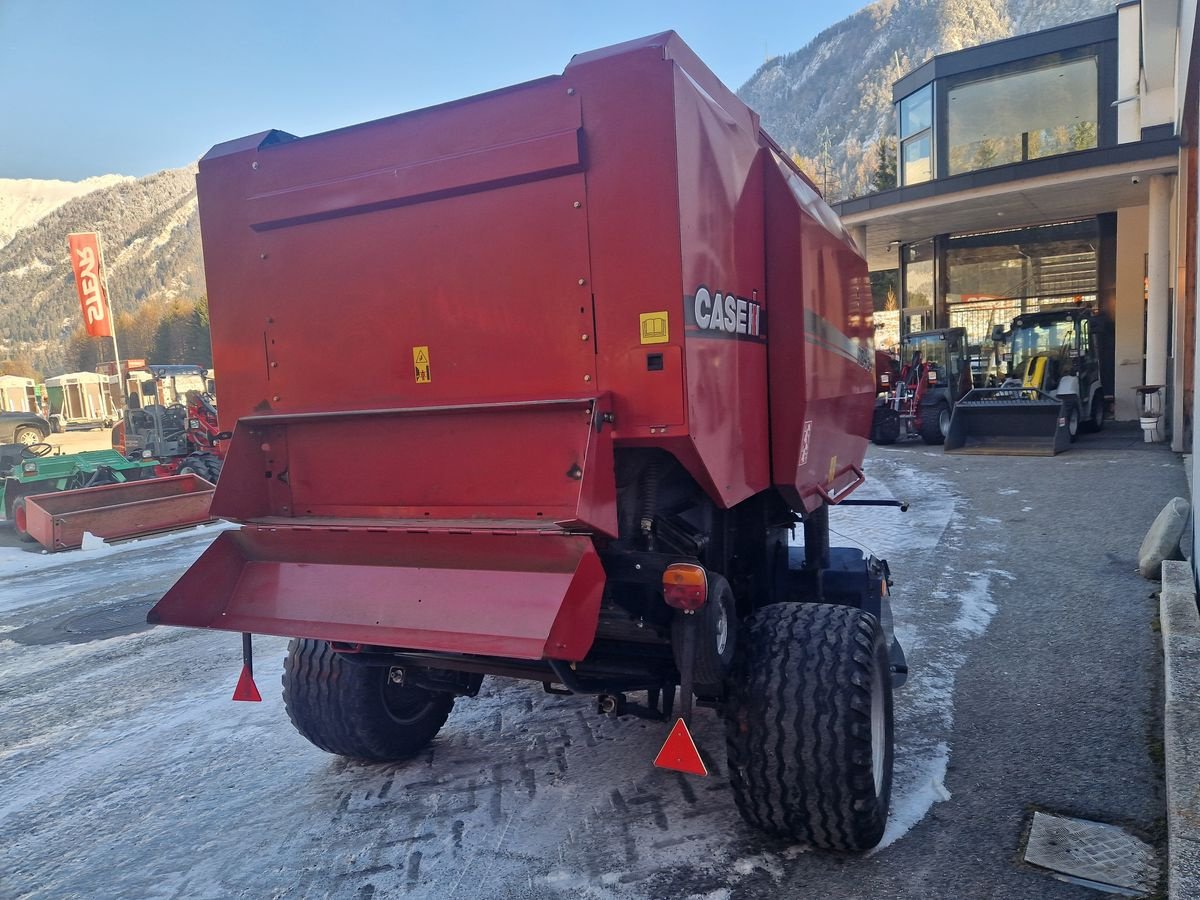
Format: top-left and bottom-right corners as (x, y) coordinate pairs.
(148, 525), (606, 662)
(944, 388), (1071, 457)
(23, 474), (216, 551)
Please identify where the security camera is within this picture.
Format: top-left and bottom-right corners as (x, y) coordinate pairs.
(1131, 175), (1141, 185)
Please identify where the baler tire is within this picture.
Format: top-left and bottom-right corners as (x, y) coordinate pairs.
(919, 402), (948, 445)
(282, 639), (455, 762)
(671, 574), (737, 694)
(724, 602), (893, 851)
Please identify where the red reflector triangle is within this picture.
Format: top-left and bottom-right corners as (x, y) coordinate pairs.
(654, 718), (708, 776)
(232, 665), (262, 702)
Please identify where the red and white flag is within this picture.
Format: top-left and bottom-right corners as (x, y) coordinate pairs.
(67, 232), (113, 337)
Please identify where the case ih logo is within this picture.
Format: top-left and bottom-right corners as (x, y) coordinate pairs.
(686, 286), (766, 343)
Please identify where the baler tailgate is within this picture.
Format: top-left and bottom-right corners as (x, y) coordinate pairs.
(148, 526), (607, 661)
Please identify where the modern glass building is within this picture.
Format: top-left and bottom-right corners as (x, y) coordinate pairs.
(834, 6), (1185, 432)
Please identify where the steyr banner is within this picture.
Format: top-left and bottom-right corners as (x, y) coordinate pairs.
(67, 232), (113, 337)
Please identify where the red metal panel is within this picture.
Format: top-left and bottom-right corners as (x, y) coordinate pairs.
(24, 475), (215, 551)
(197, 81), (594, 422)
(212, 397), (617, 537)
(764, 150), (874, 512)
(148, 527), (607, 661)
(673, 65), (769, 508)
(565, 46), (687, 438)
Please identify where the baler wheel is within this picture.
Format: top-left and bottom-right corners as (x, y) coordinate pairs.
(671, 574), (737, 695)
(724, 603), (893, 851)
(282, 639), (454, 762)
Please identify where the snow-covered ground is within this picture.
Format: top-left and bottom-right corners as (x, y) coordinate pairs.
(0, 454), (1003, 898)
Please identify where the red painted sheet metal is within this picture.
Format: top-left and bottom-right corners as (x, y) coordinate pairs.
(197, 81), (593, 421)
(147, 527), (607, 661)
(763, 148), (874, 512)
(211, 396), (617, 537)
(24, 475), (215, 552)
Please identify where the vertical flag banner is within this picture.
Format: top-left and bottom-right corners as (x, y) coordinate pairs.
(67, 232), (113, 338)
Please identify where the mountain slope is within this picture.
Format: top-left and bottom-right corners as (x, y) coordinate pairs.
(0, 166), (204, 370)
(0, 175), (132, 249)
(738, 0), (1115, 199)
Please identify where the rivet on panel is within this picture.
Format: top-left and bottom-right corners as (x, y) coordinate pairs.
(567, 87), (576, 95)
(270, 361), (278, 368)
(578, 278), (587, 286)
(252, 161), (260, 170)
(260, 253), (268, 260)
(273, 395), (281, 402)
(583, 374), (592, 382)
(573, 201), (582, 209)
(581, 334), (589, 341)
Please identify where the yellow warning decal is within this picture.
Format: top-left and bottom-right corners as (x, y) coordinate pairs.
(828, 455), (838, 484)
(413, 346), (431, 384)
(640, 311), (669, 345)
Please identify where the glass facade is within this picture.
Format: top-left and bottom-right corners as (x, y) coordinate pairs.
(870, 269), (901, 353)
(946, 56), (1098, 176)
(899, 85), (933, 185)
(944, 220), (1098, 350)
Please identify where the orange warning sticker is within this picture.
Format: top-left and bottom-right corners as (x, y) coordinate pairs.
(413, 346), (431, 384)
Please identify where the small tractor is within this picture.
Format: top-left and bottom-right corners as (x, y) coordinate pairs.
(946, 305), (1106, 455)
(0, 443), (159, 541)
(150, 33), (909, 852)
(112, 366), (225, 482)
(871, 327), (973, 445)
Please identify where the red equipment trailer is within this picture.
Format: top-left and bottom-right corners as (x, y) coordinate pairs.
(151, 33), (906, 851)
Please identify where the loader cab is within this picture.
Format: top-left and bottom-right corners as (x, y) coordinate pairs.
(902, 328), (971, 398)
(999, 309), (1100, 389)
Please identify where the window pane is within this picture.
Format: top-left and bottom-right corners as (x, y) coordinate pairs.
(947, 56), (1098, 176)
(904, 240), (934, 308)
(902, 133), (932, 185)
(899, 85), (932, 138)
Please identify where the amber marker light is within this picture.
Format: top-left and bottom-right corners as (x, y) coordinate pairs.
(662, 563), (708, 610)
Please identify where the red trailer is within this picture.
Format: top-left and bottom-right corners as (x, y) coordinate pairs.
(151, 33), (905, 850)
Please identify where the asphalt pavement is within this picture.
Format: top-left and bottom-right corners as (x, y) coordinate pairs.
(0, 424), (1184, 899)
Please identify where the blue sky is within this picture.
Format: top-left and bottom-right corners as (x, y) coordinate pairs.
(0, 0), (867, 181)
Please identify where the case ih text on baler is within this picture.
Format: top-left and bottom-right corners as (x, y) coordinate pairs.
(149, 33), (908, 851)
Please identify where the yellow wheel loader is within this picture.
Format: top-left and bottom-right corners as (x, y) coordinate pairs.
(945, 306), (1106, 456)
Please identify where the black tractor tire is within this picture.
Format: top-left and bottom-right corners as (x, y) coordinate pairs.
(1066, 400), (1080, 443)
(671, 573), (737, 694)
(11, 496), (36, 543)
(282, 638), (455, 762)
(725, 603), (893, 851)
(1084, 393), (1105, 433)
(178, 452), (222, 483)
(919, 401), (949, 445)
(870, 407), (900, 445)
